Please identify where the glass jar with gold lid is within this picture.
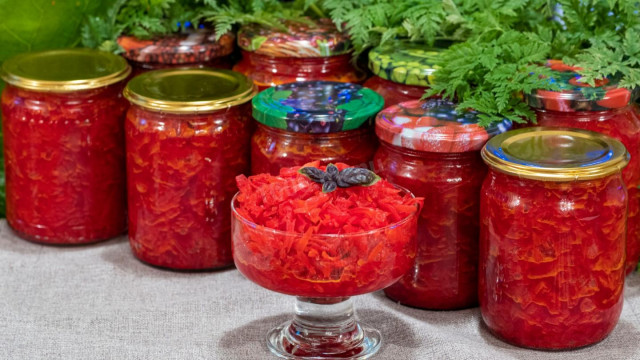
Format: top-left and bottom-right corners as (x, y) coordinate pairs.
(124, 68), (256, 270)
(479, 127), (628, 350)
(0, 48), (130, 244)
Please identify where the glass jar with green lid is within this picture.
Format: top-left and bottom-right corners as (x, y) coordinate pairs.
(364, 41), (444, 106)
(124, 68), (257, 270)
(480, 127), (628, 349)
(0, 48), (130, 244)
(251, 81), (383, 175)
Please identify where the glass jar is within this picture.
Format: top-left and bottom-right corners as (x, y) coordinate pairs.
(251, 81), (383, 175)
(0, 49), (130, 244)
(233, 19), (364, 90)
(118, 30), (235, 76)
(480, 127), (628, 350)
(364, 41), (443, 106)
(124, 68), (256, 270)
(374, 99), (511, 309)
(527, 60), (640, 275)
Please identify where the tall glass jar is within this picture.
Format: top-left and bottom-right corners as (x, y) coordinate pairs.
(233, 19), (364, 90)
(526, 60), (640, 274)
(118, 30), (235, 75)
(374, 99), (511, 309)
(124, 68), (256, 270)
(364, 41), (443, 106)
(480, 127), (628, 349)
(251, 81), (383, 175)
(0, 49), (130, 244)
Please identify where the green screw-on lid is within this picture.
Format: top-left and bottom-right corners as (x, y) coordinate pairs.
(368, 41), (444, 87)
(1, 48), (130, 92)
(252, 81), (384, 134)
(124, 68), (257, 113)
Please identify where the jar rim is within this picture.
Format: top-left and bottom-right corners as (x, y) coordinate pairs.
(482, 127), (629, 181)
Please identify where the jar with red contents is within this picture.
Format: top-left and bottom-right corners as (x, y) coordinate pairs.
(526, 60), (640, 274)
(480, 127), (628, 349)
(233, 19), (364, 90)
(251, 81), (383, 175)
(364, 41), (443, 106)
(124, 68), (256, 270)
(0, 49), (130, 244)
(374, 99), (511, 309)
(118, 30), (235, 75)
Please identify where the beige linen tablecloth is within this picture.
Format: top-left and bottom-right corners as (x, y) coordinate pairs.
(1, 220), (639, 360)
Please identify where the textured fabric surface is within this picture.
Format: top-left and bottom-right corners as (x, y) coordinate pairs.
(0, 220), (639, 360)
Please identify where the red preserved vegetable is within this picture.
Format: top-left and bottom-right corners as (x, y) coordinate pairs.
(527, 60), (640, 274)
(232, 162), (422, 297)
(124, 68), (256, 270)
(0, 49), (130, 244)
(375, 99), (511, 309)
(480, 127), (628, 349)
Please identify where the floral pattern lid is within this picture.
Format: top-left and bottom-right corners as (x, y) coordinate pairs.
(252, 81), (384, 134)
(237, 18), (350, 58)
(526, 60), (636, 111)
(375, 99), (512, 153)
(118, 30), (235, 64)
(368, 41), (444, 87)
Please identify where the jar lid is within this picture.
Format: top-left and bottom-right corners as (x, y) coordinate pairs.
(252, 81), (383, 133)
(123, 68), (257, 113)
(526, 60), (635, 111)
(237, 18), (350, 57)
(368, 41), (444, 87)
(1, 48), (130, 92)
(375, 99), (512, 153)
(118, 30), (235, 64)
(482, 127), (629, 181)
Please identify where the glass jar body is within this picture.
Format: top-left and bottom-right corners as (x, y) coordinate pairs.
(533, 106), (640, 274)
(234, 51), (364, 91)
(479, 169), (626, 349)
(251, 124), (377, 175)
(125, 103), (252, 270)
(363, 76), (427, 106)
(374, 142), (485, 309)
(1, 84), (128, 244)
(128, 57), (234, 76)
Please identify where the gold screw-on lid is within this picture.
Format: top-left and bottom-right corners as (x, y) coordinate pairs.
(1, 48), (130, 92)
(481, 127), (629, 181)
(123, 68), (257, 114)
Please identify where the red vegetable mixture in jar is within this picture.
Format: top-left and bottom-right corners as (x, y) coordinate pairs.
(251, 81), (383, 175)
(1, 49), (130, 244)
(365, 41), (444, 106)
(233, 19), (364, 90)
(232, 162), (422, 297)
(374, 99), (511, 309)
(527, 59), (640, 274)
(119, 30), (236, 75)
(480, 127), (628, 350)
(124, 68), (256, 270)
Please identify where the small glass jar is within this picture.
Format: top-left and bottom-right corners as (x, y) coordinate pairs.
(124, 68), (256, 270)
(364, 41), (443, 106)
(118, 30), (235, 75)
(480, 127), (628, 350)
(251, 81), (383, 175)
(374, 99), (511, 309)
(0, 49), (130, 244)
(233, 19), (364, 90)
(527, 60), (640, 274)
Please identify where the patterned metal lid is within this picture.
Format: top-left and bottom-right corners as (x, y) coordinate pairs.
(118, 30), (235, 64)
(482, 127), (629, 181)
(252, 81), (384, 133)
(526, 60), (635, 111)
(237, 18), (350, 57)
(375, 99), (512, 153)
(368, 41), (444, 87)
